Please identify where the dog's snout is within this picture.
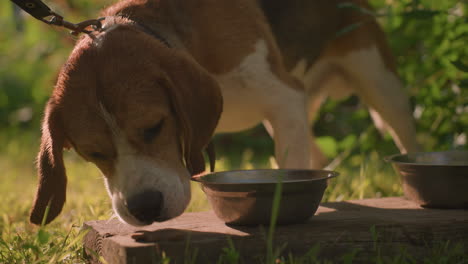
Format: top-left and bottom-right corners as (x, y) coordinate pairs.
(127, 190), (164, 224)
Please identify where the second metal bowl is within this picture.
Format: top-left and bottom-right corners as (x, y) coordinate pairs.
(387, 150), (468, 209)
(192, 169), (338, 225)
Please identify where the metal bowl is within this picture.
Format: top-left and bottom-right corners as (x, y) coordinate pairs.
(192, 169), (338, 225)
(386, 151), (468, 209)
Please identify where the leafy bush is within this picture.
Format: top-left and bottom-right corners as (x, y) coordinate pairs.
(216, 0), (468, 166)
(0, 0), (466, 157)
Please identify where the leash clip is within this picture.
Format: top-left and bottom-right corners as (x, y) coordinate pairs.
(10, 0), (104, 35)
(48, 13), (105, 36)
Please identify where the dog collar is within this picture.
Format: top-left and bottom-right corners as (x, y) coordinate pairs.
(131, 21), (172, 48)
(100, 15), (172, 48)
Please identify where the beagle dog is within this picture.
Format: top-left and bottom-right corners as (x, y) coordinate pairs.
(30, 0), (419, 226)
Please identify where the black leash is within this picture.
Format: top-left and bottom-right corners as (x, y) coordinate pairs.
(11, 0), (211, 172)
(10, 0), (172, 48)
(10, 0), (103, 35)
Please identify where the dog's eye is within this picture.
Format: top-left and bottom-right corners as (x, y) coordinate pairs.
(143, 120), (164, 143)
(89, 152), (108, 161)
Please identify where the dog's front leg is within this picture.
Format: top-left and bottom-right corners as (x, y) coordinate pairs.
(220, 40), (326, 169)
(264, 90), (315, 169)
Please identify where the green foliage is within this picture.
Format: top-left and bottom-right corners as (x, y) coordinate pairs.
(0, 219), (89, 263)
(216, 0), (467, 165)
(0, 0), (467, 263)
(216, 238), (240, 264)
(374, 0), (468, 152)
(265, 175), (284, 264)
(0, 0), (112, 130)
(1, 0), (466, 159)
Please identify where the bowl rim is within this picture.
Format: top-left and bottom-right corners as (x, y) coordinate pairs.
(385, 150), (468, 167)
(191, 168), (339, 185)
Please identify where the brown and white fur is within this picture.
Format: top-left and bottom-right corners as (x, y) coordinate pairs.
(30, 0), (419, 226)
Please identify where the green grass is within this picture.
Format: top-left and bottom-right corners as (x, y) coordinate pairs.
(0, 132), (466, 263)
(1, 0), (466, 262)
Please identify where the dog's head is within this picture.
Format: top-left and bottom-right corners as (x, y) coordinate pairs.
(30, 24), (222, 226)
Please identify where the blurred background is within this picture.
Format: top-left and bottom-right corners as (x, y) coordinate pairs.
(0, 0), (467, 222)
(0, 0), (467, 262)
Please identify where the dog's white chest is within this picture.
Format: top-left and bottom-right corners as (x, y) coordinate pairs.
(214, 40), (273, 133)
(213, 40), (306, 134)
(214, 74), (265, 133)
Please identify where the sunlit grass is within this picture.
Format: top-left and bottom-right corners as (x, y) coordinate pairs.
(1, 0), (466, 261)
(0, 133), (111, 263)
(1, 133), (464, 263)
(0, 137), (396, 263)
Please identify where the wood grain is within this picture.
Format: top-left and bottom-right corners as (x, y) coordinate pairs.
(83, 197), (468, 263)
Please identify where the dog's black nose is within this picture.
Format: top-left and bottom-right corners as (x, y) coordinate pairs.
(127, 190), (164, 224)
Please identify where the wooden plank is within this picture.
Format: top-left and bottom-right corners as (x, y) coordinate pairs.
(83, 197), (468, 263)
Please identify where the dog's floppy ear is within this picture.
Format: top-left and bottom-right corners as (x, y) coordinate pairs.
(161, 53), (223, 175)
(30, 100), (68, 225)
